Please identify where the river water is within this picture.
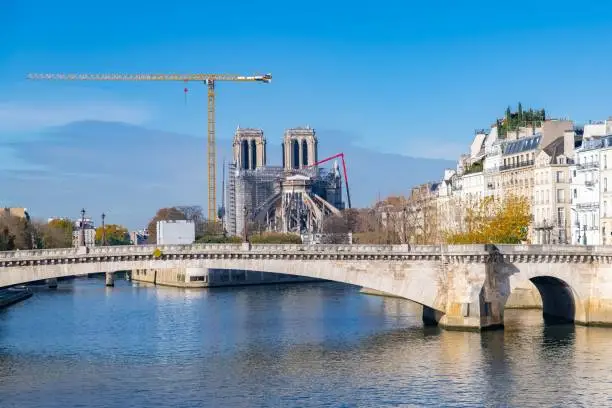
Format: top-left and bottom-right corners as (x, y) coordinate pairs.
(0, 278), (611, 407)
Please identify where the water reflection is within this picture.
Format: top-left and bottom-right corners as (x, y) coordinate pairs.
(0, 280), (611, 406)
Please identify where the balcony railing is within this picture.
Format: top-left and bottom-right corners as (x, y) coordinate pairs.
(577, 162), (600, 170)
(576, 202), (600, 210)
(585, 180), (596, 187)
(499, 159), (535, 172)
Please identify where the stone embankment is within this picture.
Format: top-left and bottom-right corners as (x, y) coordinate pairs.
(0, 288), (32, 309)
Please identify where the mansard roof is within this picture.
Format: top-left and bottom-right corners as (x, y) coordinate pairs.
(502, 134), (542, 155)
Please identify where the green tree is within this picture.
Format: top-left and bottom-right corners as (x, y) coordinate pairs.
(96, 224), (130, 245)
(249, 232), (302, 244)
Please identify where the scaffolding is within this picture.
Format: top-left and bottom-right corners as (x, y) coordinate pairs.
(225, 162), (343, 236)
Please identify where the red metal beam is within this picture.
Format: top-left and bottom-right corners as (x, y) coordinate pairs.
(307, 153), (352, 209)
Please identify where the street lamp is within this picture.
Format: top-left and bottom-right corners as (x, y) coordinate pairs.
(101, 213), (106, 246)
(80, 208), (86, 247)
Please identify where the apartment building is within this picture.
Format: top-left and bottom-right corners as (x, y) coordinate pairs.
(533, 136), (572, 244)
(571, 138), (601, 245)
(600, 135), (612, 244)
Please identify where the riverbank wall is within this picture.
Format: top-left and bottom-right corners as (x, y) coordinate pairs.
(131, 267), (320, 288)
(0, 288), (32, 309)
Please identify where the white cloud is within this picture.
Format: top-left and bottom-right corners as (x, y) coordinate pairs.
(0, 101), (152, 132)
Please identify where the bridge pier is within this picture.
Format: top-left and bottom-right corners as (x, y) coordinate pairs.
(105, 272), (114, 287)
(422, 306), (444, 326)
(46, 278), (58, 289)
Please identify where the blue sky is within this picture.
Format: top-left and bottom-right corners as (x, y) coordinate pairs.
(1, 0), (612, 227)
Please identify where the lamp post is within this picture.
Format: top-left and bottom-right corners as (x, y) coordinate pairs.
(101, 213), (106, 246)
(80, 208), (86, 247)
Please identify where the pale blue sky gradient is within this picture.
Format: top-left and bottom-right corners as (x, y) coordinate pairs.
(1, 0), (611, 226)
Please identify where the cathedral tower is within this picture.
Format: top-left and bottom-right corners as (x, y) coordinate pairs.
(233, 127), (266, 170)
(282, 126), (318, 170)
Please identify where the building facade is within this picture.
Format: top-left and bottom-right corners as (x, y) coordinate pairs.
(571, 140), (600, 245)
(599, 135), (612, 244)
(72, 218), (96, 247)
(225, 126), (344, 237)
(533, 137), (572, 244)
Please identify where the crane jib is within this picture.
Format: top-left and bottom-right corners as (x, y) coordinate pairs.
(27, 73), (272, 82)
(25, 71), (272, 222)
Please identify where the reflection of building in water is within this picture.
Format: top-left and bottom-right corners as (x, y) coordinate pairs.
(224, 126), (344, 236)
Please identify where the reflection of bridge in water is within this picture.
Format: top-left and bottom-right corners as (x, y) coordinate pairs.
(2, 243), (612, 331)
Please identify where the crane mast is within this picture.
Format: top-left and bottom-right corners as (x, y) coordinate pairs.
(26, 72), (272, 223)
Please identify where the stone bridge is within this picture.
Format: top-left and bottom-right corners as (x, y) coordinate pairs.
(1, 243), (612, 331)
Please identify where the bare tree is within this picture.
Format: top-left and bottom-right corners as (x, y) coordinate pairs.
(146, 207), (188, 244)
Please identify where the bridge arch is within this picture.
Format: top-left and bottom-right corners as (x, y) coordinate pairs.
(529, 276), (577, 324)
(0, 255), (448, 318)
(505, 276), (583, 324)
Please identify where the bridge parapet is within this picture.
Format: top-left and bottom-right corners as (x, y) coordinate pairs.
(6, 243), (612, 263)
(0, 243), (556, 263)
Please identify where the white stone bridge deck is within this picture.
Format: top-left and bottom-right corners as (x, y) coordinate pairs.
(2, 243), (612, 331)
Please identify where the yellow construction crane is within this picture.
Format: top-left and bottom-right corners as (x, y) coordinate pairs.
(26, 73), (272, 222)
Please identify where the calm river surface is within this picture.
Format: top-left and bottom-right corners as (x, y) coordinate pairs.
(1, 278), (612, 407)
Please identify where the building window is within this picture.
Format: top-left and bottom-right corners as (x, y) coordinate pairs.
(557, 207), (564, 227)
(574, 189), (578, 199)
(605, 201), (608, 217)
(605, 154), (608, 169)
(556, 171), (563, 183)
(605, 178), (608, 192)
(557, 189), (564, 203)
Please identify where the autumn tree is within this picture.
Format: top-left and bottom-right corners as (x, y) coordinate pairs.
(0, 214), (37, 250)
(0, 225), (16, 250)
(96, 224), (130, 246)
(445, 194), (531, 244)
(41, 218), (74, 248)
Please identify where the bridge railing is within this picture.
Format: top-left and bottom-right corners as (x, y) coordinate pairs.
(5, 243), (612, 262)
(0, 243), (445, 260)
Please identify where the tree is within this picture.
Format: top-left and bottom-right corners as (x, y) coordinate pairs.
(96, 224), (130, 246)
(445, 195), (531, 244)
(249, 232), (302, 244)
(175, 205), (209, 238)
(0, 214), (35, 250)
(43, 218), (74, 248)
(0, 226), (16, 251)
(146, 207), (188, 244)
